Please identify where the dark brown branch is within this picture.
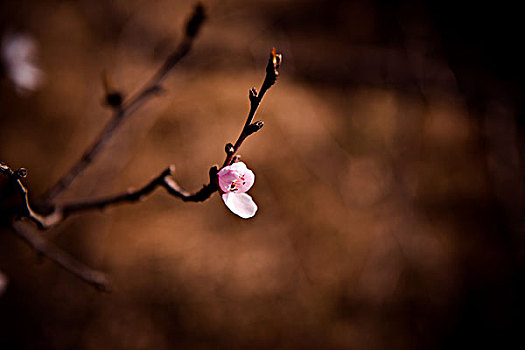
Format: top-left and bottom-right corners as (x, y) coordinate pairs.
(1, 48), (280, 231)
(54, 49), (282, 223)
(2, 162), (218, 229)
(3, 23), (279, 292)
(2, 47), (280, 233)
(222, 48), (282, 167)
(41, 3), (206, 203)
(11, 220), (111, 292)
(58, 165), (218, 220)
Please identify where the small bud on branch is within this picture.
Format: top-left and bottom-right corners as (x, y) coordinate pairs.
(225, 143), (235, 155)
(222, 48), (281, 167)
(249, 88), (258, 102)
(245, 121), (264, 135)
(102, 71), (123, 108)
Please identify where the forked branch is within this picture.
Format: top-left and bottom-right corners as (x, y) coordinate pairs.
(1, 48), (281, 231)
(41, 3), (206, 203)
(1, 44), (281, 291)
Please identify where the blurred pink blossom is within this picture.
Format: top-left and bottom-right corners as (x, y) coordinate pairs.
(217, 161), (257, 219)
(0, 270), (7, 297)
(1, 32), (44, 93)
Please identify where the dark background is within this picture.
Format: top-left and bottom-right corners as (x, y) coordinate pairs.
(1, 0), (523, 348)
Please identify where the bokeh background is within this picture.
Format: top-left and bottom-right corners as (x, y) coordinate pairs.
(1, 0), (524, 348)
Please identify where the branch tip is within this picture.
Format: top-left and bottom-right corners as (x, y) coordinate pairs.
(270, 48), (282, 72)
(186, 3), (206, 38)
(263, 48), (282, 89)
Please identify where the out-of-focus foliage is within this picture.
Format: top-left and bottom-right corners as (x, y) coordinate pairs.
(1, 0), (523, 349)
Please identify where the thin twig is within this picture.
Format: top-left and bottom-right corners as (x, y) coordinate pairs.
(1, 47), (281, 292)
(222, 48), (282, 167)
(11, 220), (111, 291)
(41, 3), (206, 203)
(2, 162), (217, 229)
(59, 165), (218, 220)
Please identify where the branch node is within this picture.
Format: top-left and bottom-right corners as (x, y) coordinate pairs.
(1, 161), (13, 176)
(105, 92), (123, 108)
(16, 168), (27, 179)
(246, 121), (264, 135)
(209, 165), (218, 180)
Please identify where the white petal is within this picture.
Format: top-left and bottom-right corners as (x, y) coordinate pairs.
(239, 167), (255, 192)
(228, 162), (248, 171)
(222, 192), (257, 219)
(10, 63), (43, 91)
(2, 33), (44, 92)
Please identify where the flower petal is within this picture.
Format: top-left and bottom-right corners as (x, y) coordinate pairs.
(217, 161), (255, 193)
(2, 33), (44, 93)
(221, 192), (258, 219)
(217, 162), (247, 178)
(217, 169), (239, 192)
(239, 167), (255, 192)
(227, 161), (248, 172)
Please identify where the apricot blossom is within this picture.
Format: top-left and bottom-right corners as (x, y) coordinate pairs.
(217, 162), (257, 219)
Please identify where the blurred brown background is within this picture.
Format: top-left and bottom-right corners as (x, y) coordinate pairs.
(1, 0), (524, 349)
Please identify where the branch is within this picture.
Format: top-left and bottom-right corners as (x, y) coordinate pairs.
(222, 48), (282, 167)
(41, 3), (206, 203)
(1, 162), (217, 229)
(11, 220), (111, 291)
(59, 165), (218, 219)
(1, 48), (281, 231)
(1, 47), (281, 291)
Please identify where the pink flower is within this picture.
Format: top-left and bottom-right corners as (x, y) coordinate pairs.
(217, 162), (257, 219)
